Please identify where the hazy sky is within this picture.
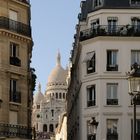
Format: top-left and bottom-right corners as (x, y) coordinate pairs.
(30, 0), (80, 93)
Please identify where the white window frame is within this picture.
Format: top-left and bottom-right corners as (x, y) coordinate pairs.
(87, 85), (96, 107)
(131, 50), (140, 65)
(107, 50), (118, 66)
(107, 119), (118, 134)
(10, 42), (19, 58)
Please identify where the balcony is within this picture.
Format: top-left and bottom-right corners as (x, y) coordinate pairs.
(10, 91), (21, 103)
(107, 64), (118, 71)
(107, 133), (118, 140)
(0, 123), (32, 139)
(80, 25), (140, 41)
(0, 16), (31, 37)
(87, 100), (96, 107)
(17, 0), (30, 4)
(10, 56), (21, 67)
(107, 99), (118, 105)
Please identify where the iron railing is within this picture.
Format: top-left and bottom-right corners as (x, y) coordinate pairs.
(10, 91), (21, 103)
(107, 99), (118, 105)
(17, 0), (30, 4)
(107, 133), (118, 140)
(0, 16), (31, 37)
(10, 56), (21, 67)
(80, 25), (140, 41)
(87, 100), (96, 107)
(0, 123), (32, 139)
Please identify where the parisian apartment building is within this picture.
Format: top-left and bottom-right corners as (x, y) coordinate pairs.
(67, 0), (140, 140)
(0, 0), (33, 140)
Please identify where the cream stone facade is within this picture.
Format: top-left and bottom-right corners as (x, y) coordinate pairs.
(55, 112), (67, 140)
(67, 0), (140, 140)
(0, 0), (33, 139)
(32, 52), (68, 140)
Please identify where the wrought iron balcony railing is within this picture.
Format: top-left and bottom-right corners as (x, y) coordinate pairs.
(10, 91), (21, 103)
(10, 56), (21, 67)
(107, 64), (118, 71)
(87, 100), (96, 107)
(0, 16), (31, 37)
(107, 133), (118, 140)
(80, 25), (140, 41)
(0, 123), (32, 139)
(17, 0), (30, 4)
(107, 99), (118, 105)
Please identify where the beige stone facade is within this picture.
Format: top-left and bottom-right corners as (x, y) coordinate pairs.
(0, 0), (33, 139)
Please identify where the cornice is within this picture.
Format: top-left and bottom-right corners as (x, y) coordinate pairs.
(0, 29), (32, 44)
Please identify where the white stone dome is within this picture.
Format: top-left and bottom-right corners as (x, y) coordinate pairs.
(34, 83), (44, 104)
(47, 52), (67, 86)
(48, 65), (67, 84)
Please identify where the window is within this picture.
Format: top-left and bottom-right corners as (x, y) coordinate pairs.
(84, 52), (95, 74)
(87, 85), (96, 107)
(131, 17), (140, 32)
(9, 10), (18, 30)
(63, 93), (65, 99)
(131, 119), (140, 140)
(108, 17), (118, 33)
(59, 93), (62, 99)
(10, 42), (19, 57)
(107, 50), (118, 71)
(10, 42), (21, 66)
(51, 109), (54, 117)
(130, 0), (140, 5)
(91, 19), (99, 29)
(56, 93), (58, 99)
(43, 124), (47, 132)
(107, 119), (118, 140)
(107, 83), (118, 105)
(49, 124), (54, 132)
(37, 105), (40, 109)
(131, 50), (140, 65)
(10, 79), (21, 103)
(93, 0), (103, 8)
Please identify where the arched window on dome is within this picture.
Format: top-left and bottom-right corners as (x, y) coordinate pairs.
(52, 93), (54, 96)
(43, 124), (47, 132)
(56, 93), (58, 99)
(59, 93), (62, 99)
(63, 93), (65, 99)
(49, 124), (54, 132)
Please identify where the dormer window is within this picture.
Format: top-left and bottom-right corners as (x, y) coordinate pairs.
(130, 0), (140, 5)
(93, 0), (103, 8)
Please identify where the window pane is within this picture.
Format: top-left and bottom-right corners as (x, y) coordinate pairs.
(107, 84), (118, 99)
(107, 119), (118, 134)
(131, 51), (140, 64)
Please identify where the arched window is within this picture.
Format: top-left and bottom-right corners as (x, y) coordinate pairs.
(36, 123), (38, 130)
(49, 124), (54, 132)
(43, 124), (47, 132)
(51, 109), (54, 117)
(63, 93), (65, 99)
(56, 93), (58, 99)
(59, 93), (62, 99)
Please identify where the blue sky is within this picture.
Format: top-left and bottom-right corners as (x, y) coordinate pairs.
(30, 0), (80, 93)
